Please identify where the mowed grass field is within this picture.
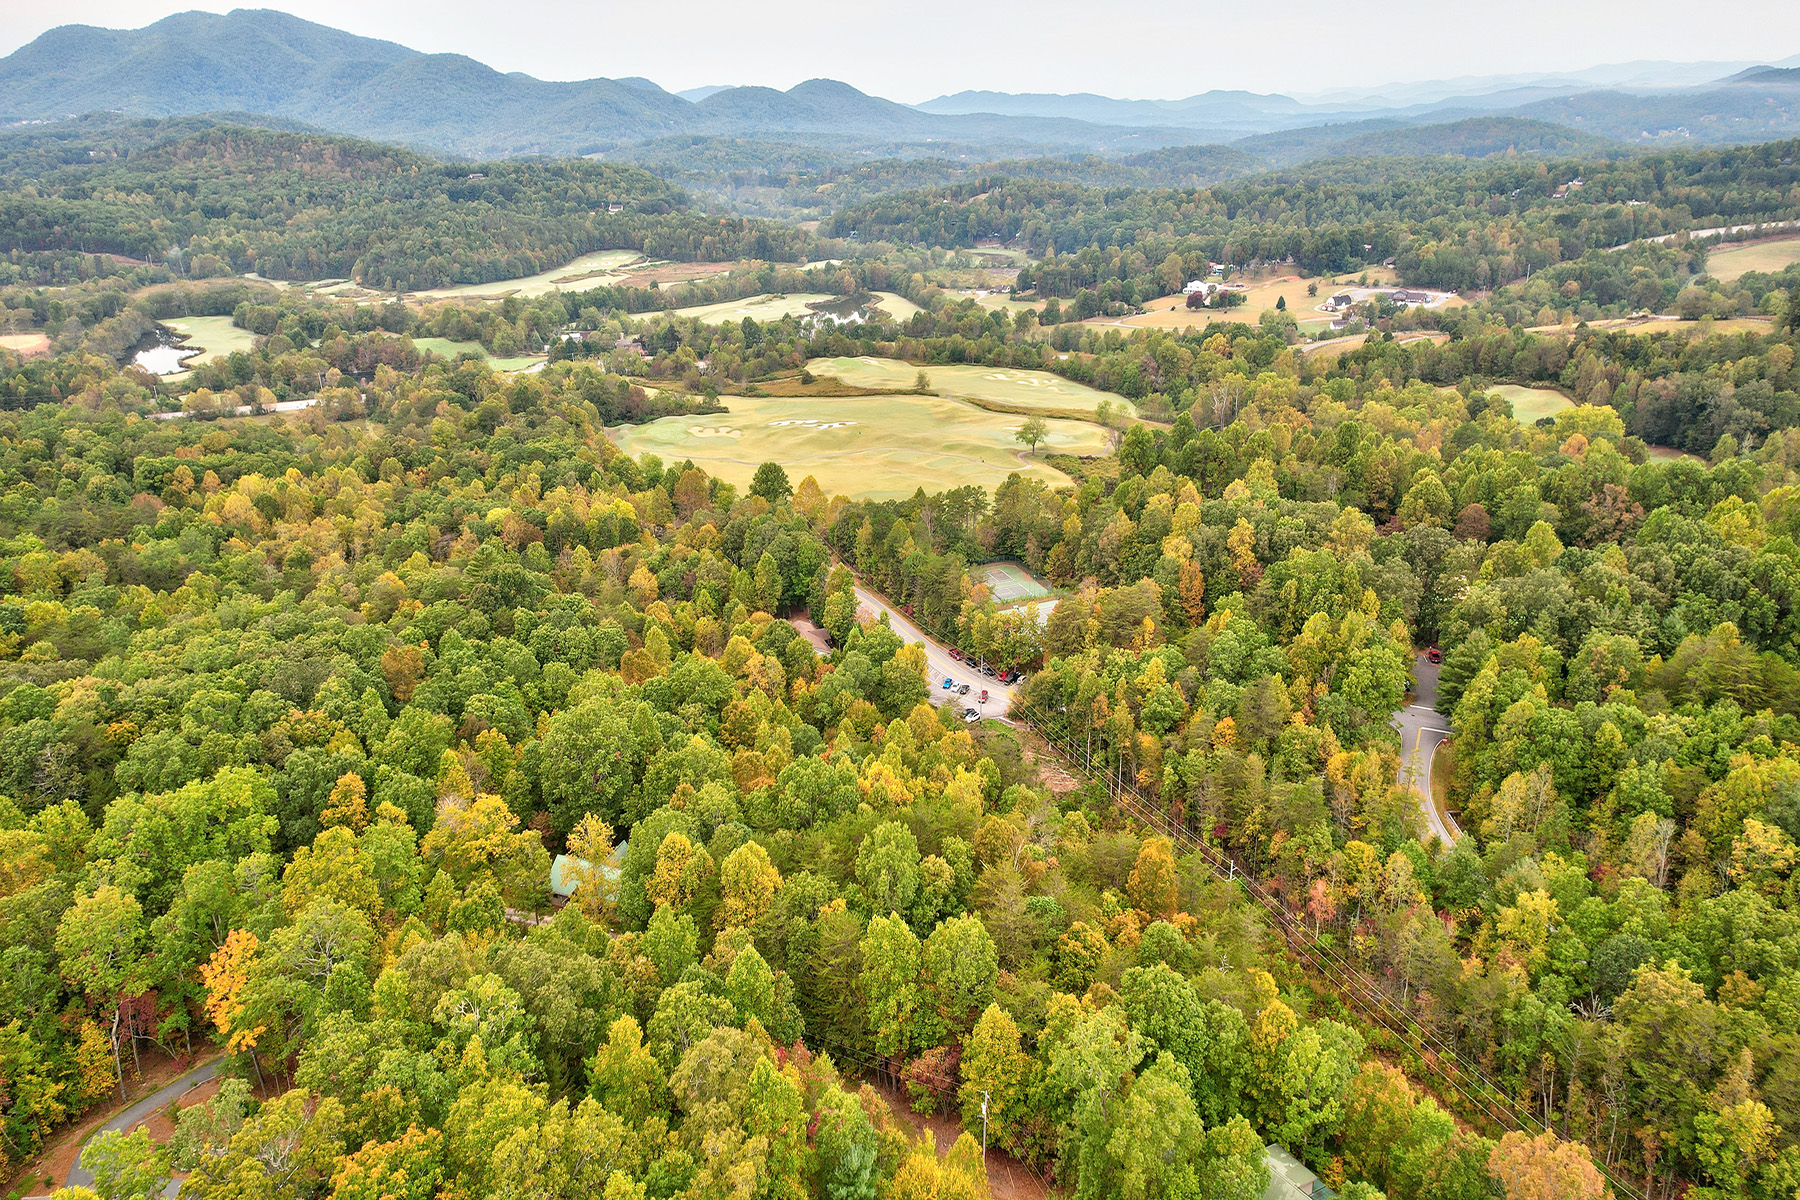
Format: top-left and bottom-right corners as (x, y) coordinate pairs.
(871, 292), (924, 320)
(166, 317), (257, 366)
(1490, 384), (1574, 425)
(806, 356), (1136, 417)
(411, 337), (545, 372)
(670, 293), (836, 324)
(607, 395), (1110, 500)
(1706, 235), (1800, 283)
(408, 250), (647, 300)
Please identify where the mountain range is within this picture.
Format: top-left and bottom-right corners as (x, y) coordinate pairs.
(2, 9), (1799, 162)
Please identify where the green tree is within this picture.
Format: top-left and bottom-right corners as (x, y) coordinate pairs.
(923, 915), (998, 1036)
(1015, 416), (1050, 454)
(80, 1129), (169, 1200)
(859, 914), (923, 1058)
(751, 461), (793, 503)
(958, 1004), (1030, 1150)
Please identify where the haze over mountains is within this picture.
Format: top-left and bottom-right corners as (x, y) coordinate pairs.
(2, 8), (1799, 162)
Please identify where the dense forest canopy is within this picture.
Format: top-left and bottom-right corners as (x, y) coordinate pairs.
(4, 112), (1800, 1200)
(0, 124), (812, 291)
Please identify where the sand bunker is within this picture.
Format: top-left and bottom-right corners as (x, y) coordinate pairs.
(768, 419), (858, 430)
(687, 426), (743, 438)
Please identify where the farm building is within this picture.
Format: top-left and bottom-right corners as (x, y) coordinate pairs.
(1388, 289), (1434, 305)
(1325, 292), (1355, 311)
(1262, 1145), (1336, 1200)
(549, 840), (627, 908)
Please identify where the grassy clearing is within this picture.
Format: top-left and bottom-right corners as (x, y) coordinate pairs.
(871, 292), (924, 321)
(1490, 384), (1574, 425)
(606, 394), (1110, 500)
(411, 337), (545, 372)
(407, 250), (647, 301)
(806, 356), (1135, 417)
(166, 317), (258, 366)
(1646, 445), (1707, 462)
(1705, 235), (1800, 283)
(669, 293), (836, 324)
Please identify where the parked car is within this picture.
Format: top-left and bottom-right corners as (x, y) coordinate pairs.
(1426, 647), (1443, 664)
(942, 677), (954, 689)
(948, 648), (963, 661)
(979, 689), (989, 704)
(997, 670), (1017, 684)
(962, 708), (981, 723)
(957, 684), (971, 695)
(980, 665), (998, 678)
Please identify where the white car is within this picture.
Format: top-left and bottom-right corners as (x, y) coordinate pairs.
(961, 708), (981, 723)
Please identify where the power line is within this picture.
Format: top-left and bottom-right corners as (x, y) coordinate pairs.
(1008, 695), (1647, 1200)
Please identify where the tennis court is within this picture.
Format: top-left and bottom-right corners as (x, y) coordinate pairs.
(972, 561), (1051, 602)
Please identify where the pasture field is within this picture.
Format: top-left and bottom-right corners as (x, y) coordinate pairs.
(670, 293), (836, 324)
(967, 293), (1046, 315)
(1087, 275), (1344, 332)
(1705, 235), (1800, 283)
(0, 333), (51, 357)
(1490, 384), (1574, 425)
(871, 291), (924, 320)
(1303, 331), (1449, 357)
(606, 394), (1110, 500)
(411, 337), (545, 372)
(166, 317), (258, 366)
(806, 356), (1136, 417)
(407, 250), (646, 300)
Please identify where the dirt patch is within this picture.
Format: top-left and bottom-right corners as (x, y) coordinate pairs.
(0, 333), (51, 358)
(618, 261), (741, 288)
(1016, 726), (1083, 796)
(860, 1075), (1051, 1199)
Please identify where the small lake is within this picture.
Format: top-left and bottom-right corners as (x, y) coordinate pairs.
(131, 328), (200, 375)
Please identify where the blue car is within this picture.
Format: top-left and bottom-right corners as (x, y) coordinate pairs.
(942, 677), (954, 689)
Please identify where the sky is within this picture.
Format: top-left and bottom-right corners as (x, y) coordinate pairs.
(2, 0), (1799, 103)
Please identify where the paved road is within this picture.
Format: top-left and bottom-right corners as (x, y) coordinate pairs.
(1396, 653), (1461, 846)
(853, 585), (1017, 720)
(65, 1059), (220, 1194)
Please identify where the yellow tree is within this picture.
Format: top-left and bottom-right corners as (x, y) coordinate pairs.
(1487, 1131), (1606, 1200)
(718, 841), (782, 930)
(1127, 837), (1179, 919)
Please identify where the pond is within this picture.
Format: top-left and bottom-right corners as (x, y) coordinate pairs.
(131, 328), (200, 375)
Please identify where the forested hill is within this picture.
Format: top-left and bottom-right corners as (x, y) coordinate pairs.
(0, 122), (814, 290)
(826, 139), (1800, 296)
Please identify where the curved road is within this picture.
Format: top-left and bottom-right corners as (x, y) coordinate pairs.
(853, 585), (1018, 719)
(65, 1059), (220, 1194)
(1396, 653), (1461, 846)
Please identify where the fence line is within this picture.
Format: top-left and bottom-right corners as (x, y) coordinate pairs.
(1009, 696), (1646, 1200)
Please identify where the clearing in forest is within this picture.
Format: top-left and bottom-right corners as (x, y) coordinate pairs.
(1489, 383), (1574, 425)
(165, 317), (258, 367)
(606, 394), (1109, 500)
(805, 357), (1135, 417)
(669, 293), (837, 323)
(1705, 235), (1800, 283)
(411, 336), (546, 372)
(406, 250), (648, 300)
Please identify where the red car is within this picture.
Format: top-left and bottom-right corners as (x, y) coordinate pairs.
(948, 648), (963, 661)
(1426, 647), (1443, 665)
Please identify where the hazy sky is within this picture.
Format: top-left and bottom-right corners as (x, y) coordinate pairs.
(3, 0), (1800, 102)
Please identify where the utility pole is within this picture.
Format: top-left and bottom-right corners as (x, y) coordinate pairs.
(980, 1090), (989, 1159)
